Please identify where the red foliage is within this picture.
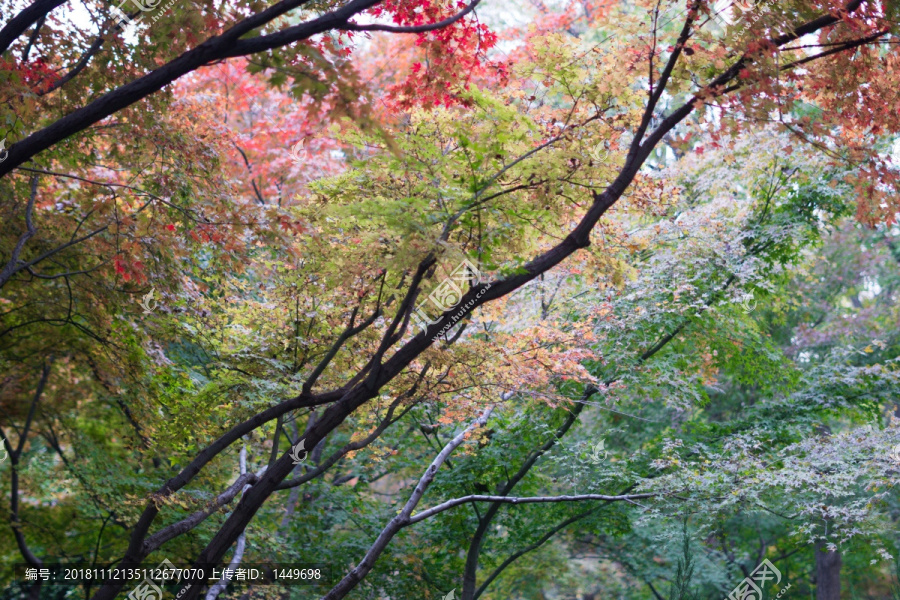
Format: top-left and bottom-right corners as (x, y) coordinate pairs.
(363, 0), (505, 109)
(114, 255), (147, 283)
(0, 56), (59, 93)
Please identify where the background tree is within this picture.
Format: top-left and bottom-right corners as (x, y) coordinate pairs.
(3, 0), (900, 599)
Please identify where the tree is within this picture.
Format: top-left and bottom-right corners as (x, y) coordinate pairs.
(3, 0), (900, 599)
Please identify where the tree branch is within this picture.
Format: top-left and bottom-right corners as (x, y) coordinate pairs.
(277, 387), (419, 490)
(0, 0), (380, 177)
(0, 175), (40, 289)
(409, 492), (658, 526)
(0, 0), (66, 55)
(39, 34), (107, 96)
(319, 406), (494, 600)
(143, 469), (262, 553)
(302, 305), (381, 394)
(205, 446), (251, 600)
(102, 4), (877, 598)
(3, 359), (53, 569)
(473, 506), (602, 599)
(340, 0), (480, 34)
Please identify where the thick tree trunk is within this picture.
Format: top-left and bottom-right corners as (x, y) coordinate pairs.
(815, 541), (841, 600)
(461, 513), (494, 600)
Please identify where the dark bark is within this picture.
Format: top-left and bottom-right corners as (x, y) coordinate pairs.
(77, 2), (873, 599)
(0, 0), (382, 178)
(462, 402), (586, 600)
(87, 390), (337, 600)
(161, 6), (870, 597)
(0, 0), (67, 55)
(3, 360), (52, 573)
(815, 541), (841, 600)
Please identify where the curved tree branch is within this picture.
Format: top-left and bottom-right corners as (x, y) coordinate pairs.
(2, 359), (53, 569)
(0, 0), (67, 55)
(408, 491), (660, 526)
(319, 406), (495, 600)
(0, 0), (380, 177)
(85, 3), (880, 599)
(0, 175), (40, 289)
(340, 0), (480, 33)
(473, 505), (604, 599)
(143, 468), (262, 553)
(39, 34), (107, 96)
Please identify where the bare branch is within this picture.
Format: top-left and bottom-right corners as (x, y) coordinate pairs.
(320, 406), (494, 600)
(39, 34), (106, 96)
(0, 175), (40, 289)
(408, 492), (660, 525)
(144, 467), (263, 553)
(340, 0), (480, 34)
(205, 446), (251, 600)
(0, 0), (66, 55)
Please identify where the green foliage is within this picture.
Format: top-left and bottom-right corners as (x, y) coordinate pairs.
(666, 521), (699, 600)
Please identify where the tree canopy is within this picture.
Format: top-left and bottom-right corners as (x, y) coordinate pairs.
(2, 0), (900, 599)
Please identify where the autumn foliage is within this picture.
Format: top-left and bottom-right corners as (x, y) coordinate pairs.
(3, 0), (900, 599)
